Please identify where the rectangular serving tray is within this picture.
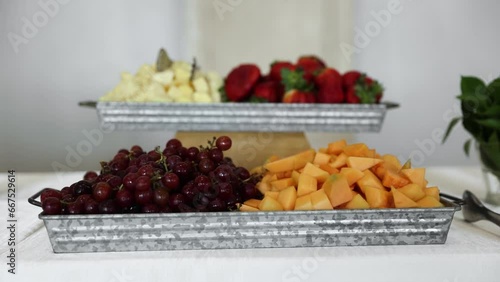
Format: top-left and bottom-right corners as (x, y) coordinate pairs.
(37, 199), (459, 253)
(84, 101), (399, 132)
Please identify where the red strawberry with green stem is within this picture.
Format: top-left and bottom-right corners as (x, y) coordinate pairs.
(281, 68), (316, 103)
(314, 68), (344, 103)
(345, 73), (384, 104)
(269, 61), (295, 82)
(224, 64), (261, 102)
(296, 55), (326, 83)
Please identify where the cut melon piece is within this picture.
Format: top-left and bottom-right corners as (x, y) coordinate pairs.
(291, 170), (300, 184)
(391, 187), (418, 208)
(417, 196), (444, 208)
(365, 186), (390, 208)
(327, 139), (347, 155)
(319, 164), (338, 175)
(357, 170), (384, 193)
(264, 149), (316, 173)
(250, 166), (264, 175)
(239, 204), (259, 212)
(302, 163), (329, 183)
(277, 186), (297, 211)
(313, 152), (331, 166)
(424, 186), (440, 201)
(256, 181), (271, 195)
(382, 169), (410, 188)
(258, 196), (284, 211)
(319, 147), (328, 154)
(340, 167), (364, 186)
(342, 143), (369, 157)
(330, 153), (348, 168)
(294, 194), (313, 211)
(398, 183), (426, 202)
(344, 194), (370, 209)
(346, 157), (383, 171)
(322, 175), (353, 207)
(297, 173), (317, 197)
(310, 189), (333, 210)
(264, 191), (279, 200)
(243, 199), (261, 209)
(270, 178), (295, 191)
(382, 154), (402, 171)
(401, 168), (426, 188)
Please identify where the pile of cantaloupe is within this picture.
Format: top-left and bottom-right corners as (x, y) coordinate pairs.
(240, 140), (443, 212)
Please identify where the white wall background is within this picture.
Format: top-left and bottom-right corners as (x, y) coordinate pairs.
(352, 0), (500, 167)
(1, 0), (497, 172)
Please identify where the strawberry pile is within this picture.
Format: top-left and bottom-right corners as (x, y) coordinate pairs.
(222, 55), (383, 104)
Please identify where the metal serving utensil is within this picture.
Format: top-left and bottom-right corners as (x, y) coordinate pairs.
(442, 190), (500, 227)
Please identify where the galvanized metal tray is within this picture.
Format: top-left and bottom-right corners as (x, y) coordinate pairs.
(79, 101), (399, 132)
(29, 190), (460, 253)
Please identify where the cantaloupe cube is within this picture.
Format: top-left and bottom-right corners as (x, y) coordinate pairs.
(264, 149), (316, 173)
(291, 170), (300, 184)
(344, 194), (370, 209)
(401, 168), (426, 188)
(382, 169), (410, 188)
(327, 139), (347, 155)
(322, 175), (353, 207)
(258, 196), (284, 211)
(319, 147), (328, 153)
(310, 189), (333, 210)
(365, 186), (390, 208)
(346, 157), (383, 171)
(240, 204), (259, 212)
(313, 152), (331, 166)
(343, 143), (369, 157)
(357, 170), (384, 193)
(270, 178), (295, 191)
(266, 155), (280, 163)
(257, 181), (271, 195)
(294, 194), (313, 210)
(340, 167), (365, 186)
(398, 183), (426, 202)
(424, 186), (440, 201)
(417, 196), (444, 208)
(278, 186), (297, 211)
(302, 163), (330, 183)
(382, 154), (402, 171)
(330, 153), (348, 168)
(391, 187), (418, 208)
(243, 199), (261, 209)
(297, 173), (317, 197)
(264, 191), (279, 200)
(319, 164), (339, 175)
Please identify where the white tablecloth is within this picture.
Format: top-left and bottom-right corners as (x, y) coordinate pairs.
(1, 168), (499, 282)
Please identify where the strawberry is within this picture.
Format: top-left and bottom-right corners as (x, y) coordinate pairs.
(345, 75), (384, 104)
(269, 61), (295, 82)
(250, 81), (281, 103)
(224, 64), (261, 102)
(282, 90), (316, 103)
(314, 68), (344, 103)
(342, 71), (362, 90)
(297, 56), (326, 84)
(296, 55), (326, 74)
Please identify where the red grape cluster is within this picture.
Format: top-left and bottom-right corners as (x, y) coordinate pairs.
(40, 136), (262, 215)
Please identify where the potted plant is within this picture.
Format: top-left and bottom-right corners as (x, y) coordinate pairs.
(443, 76), (500, 205)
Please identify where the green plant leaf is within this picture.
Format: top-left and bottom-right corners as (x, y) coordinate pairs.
(461, 76), (485, 97)
(476, 119), (500, 130)
(478, 105), (500, 117)
(442, 117), (462, 144)
(463, 139), (472, 157)
(485, 77), (500, 102)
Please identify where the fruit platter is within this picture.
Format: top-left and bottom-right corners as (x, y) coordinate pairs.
(81, 49), (398, 132)
(29, 136), (460, 253)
